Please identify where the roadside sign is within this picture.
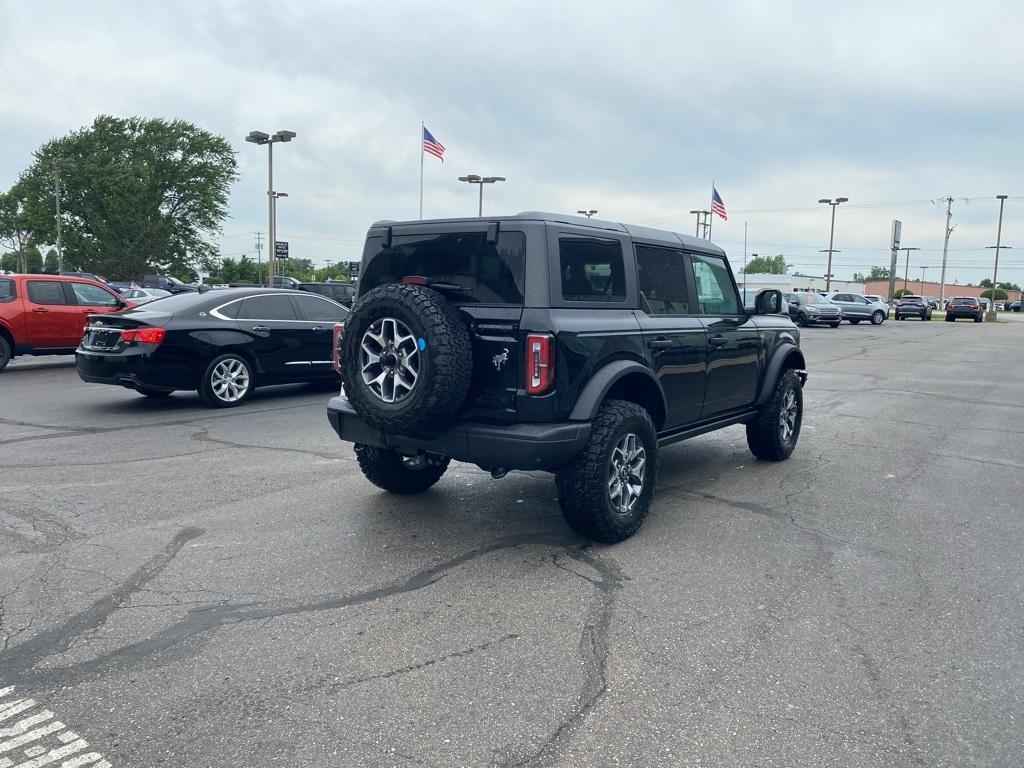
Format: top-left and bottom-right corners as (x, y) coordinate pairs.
(348, 261), (360, 277)
(274, 241), (289, 259)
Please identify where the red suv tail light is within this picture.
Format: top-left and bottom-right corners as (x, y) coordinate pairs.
(332, 322), (345, 373)
(119, 327), (165, 344)
(525, 333), (554, 395)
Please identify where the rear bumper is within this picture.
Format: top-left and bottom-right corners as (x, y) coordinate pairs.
(327, 395), (591, 471)
(76, 348), (198, 391)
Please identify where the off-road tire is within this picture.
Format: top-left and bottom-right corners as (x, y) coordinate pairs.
(354, 444), (450, 494)
(555, 400), (658, 544)
(0, 335), (11, 373)
(746, 369), (802, 461)
(137, 387), (172, 398)
(871, 310), (885, 325)
(199, 353), (254, 408)
(341, 284), (472, 435)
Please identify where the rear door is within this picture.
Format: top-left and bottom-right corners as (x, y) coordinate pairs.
(633, 243), (705, 427)
(689, 252), (761, 417)
(289, 293), (348, 377)
(234, 293), (308, 379)
(24, 279), (83, 349)
(830, 293), (855, 317)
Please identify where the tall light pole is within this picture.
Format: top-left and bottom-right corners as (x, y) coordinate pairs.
(899, 247), (920, 293)
(919, 265), (929, 295)
(245, 130), (296, 283)
(818, 249), (840, 291)
(818, 197), (848, 291)
(985, 195), (1009, 321)
(50, 159), (74, 273)
(458, 175), (506, 216)
(577, 209), (598, 218)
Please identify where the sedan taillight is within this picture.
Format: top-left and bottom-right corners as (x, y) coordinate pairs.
(119, 327), (165, 344)
(332, 322), (345, 373)
(525, 333), (554, 395)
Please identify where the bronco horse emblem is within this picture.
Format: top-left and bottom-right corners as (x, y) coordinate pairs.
(492, 348), (509, 371)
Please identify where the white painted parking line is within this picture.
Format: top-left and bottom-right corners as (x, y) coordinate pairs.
(0, 688), (110, 768)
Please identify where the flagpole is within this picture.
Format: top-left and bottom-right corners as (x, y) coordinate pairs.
(708, 180), (714, 240)
(419, 121), (424, 220)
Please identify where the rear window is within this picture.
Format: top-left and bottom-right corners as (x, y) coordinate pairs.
(559, 236), (626, 303)
(360, 231), (526, 304)
(901, 296), (923, 303)
(0, 279), (13, 302)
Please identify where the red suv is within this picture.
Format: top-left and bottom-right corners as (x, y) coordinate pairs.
(0, 274), (132, 372)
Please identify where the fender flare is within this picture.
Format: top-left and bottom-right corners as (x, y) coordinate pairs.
(569, 360), (667, 423)
(755, 345), (807, 406)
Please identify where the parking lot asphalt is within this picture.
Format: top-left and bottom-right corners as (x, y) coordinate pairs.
(1, 319), (1022, 768)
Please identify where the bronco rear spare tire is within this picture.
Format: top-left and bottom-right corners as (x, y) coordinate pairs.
(341, 283), (472, 435)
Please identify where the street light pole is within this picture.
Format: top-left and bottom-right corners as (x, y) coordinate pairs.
(986, 195), (1009, 321)
(818, 197), (848, 292)
(919, 266), (929, 295)
(458, 175), (506, 217)
(246, 130), (297, 284)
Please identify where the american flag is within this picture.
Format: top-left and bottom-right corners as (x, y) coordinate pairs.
(422, 126), (445, 161)
(711, 186), (727, 220)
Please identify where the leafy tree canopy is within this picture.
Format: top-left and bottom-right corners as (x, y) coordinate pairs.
(980, 288), (1008, 300)
(892, 288), (914, 298)
(10, 115), (237, 280)
(744, 254), (787, 274)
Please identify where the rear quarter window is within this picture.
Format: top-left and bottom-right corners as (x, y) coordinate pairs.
(559, 236), (626, 303)
(0, 279), (14, 302)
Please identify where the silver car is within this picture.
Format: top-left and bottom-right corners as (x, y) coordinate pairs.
(824, 292), (888, 325)
(120, 288), (172, 305)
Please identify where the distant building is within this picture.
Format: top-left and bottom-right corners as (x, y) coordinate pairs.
(864, 279), (1022, 304)
(736, 273), (864, 299)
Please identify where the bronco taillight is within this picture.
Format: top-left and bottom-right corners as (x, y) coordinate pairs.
(119, 327), (165, 344)
(332, 322), (345, 373)
(525, 333), (554, 395)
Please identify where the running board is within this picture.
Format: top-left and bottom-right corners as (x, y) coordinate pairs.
(656, 408), (759, 448)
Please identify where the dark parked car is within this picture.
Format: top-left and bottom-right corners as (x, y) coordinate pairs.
(0, 274), (133, 372)
(782, 292), (842, 327)
(298, 281), (357, 307)
(894, 295), (932, 320)
(77, 288), (348, 406)
(945, 296), (984, 322)
(1009, 300), (1021, 312)
(265, 275), (302, 289)
(142, 274), (198, 294)
(328, 212), (807, 543)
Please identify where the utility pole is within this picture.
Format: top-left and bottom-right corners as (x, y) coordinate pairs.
(254, 232), (264, 284)
(690, 210), (711, 239)
(900, 247), (920, 293)
(818, 197), (848, 292)
(919, 265), (929, 295)
(986, 195), (1009, 321)
(937, 196), (954, 308)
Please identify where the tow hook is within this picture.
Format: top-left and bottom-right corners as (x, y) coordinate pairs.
(490, 467), (509, 479)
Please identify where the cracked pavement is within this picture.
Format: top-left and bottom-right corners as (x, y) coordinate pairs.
(0, 319), (1023, 767)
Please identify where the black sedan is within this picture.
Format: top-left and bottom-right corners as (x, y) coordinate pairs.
(76, 289), (348, 407)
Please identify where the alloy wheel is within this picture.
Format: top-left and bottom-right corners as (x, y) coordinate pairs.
(360, 317), (420, 403)
(607, 432), (646, 517)
(779, 388), (798, 442)
(211, 358), (250, 403)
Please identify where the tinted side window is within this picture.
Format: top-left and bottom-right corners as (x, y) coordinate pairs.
(237, 295), (298, 320)
(27, 281), (68, 305)
(70, 282), (118, 306)
(0, 279), (14, 302)
(690, 254), (740, 315)
(292, 295), (347, 323)
(635, 245), (689, 315)
(559, 236), (626, 303)
(215, 299), (242, 319)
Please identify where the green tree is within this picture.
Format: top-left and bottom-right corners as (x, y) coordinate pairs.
(743, 254), (787, 274)
(997, 280), (1020, 291)
(892, 288), (914, 298)
(43, 249), (59, 273)
(0, 189), (36, 273)
(980, 288), (1008, 301)
(979, 278), (993, 288)
(11, 115), (238, 280)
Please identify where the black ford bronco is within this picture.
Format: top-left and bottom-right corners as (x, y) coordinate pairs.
(327, 212), (806, 542)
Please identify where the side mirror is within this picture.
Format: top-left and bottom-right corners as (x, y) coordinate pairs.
(754, 289), (782, 315)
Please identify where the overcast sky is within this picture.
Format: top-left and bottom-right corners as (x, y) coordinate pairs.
(2, 0), (1021, 284)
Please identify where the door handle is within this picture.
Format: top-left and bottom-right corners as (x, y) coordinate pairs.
(708, 335), (728, 347)
(647, 338), (675, 349)
(32, 307), (49, 313)
(251, 325), (270, 332)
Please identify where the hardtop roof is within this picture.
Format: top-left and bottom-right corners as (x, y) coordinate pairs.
(369, 211), (726, 256)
